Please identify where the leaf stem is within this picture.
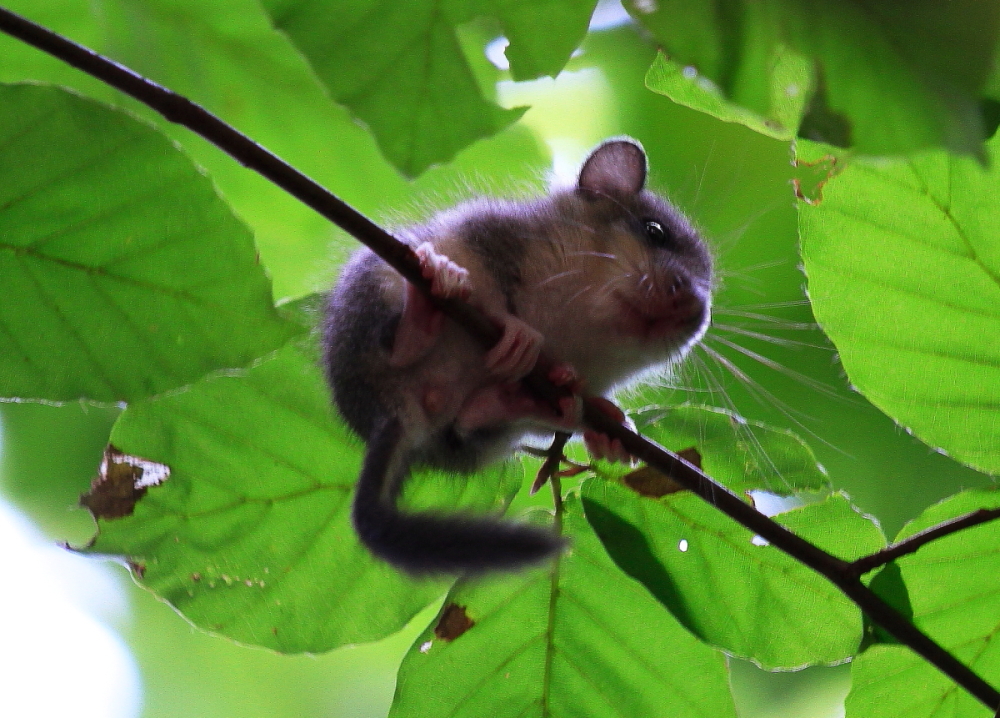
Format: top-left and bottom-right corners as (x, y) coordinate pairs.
(1, 5), (997, 710)
(851, 507), (1000, 576)
(541, 470), (564, 718)
(550, 471), (564, 527)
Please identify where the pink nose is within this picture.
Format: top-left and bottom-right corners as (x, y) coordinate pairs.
(665, 277), (706, 326)
(621, 276), (706, 341)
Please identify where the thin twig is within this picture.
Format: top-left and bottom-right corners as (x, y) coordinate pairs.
(1, 6), (997, 710)
(530, 431), (572, 495)
(852, 507), (1000, 576)
(550, 470), (564, 523)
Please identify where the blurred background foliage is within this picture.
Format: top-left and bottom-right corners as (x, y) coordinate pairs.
(0, 0), (996, 716)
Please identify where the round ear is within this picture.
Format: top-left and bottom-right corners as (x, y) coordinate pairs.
(578, 138), (647, 196)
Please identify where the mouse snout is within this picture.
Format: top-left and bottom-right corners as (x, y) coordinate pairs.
(662, 274), (708, 328)
(618, 270), (709, 341)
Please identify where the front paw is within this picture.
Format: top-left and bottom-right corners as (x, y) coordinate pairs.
(583, 397), (636, 464)
(484, 315), (543, 381)
(415, 242), (471, 300)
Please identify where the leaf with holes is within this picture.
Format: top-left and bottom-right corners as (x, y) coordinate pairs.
(845, 488), (1000, 717)
(583, 480), (884, 668)
(389, 494), (737, 718)
(0, 83), (299, 403)
(81, 332), (523, 653)
(645, 50), (811, 141)
(800, 138), (1000, 475)
(261, 0), (597, 176)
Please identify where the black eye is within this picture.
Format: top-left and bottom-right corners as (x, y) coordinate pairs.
(644, 220), (673, 248)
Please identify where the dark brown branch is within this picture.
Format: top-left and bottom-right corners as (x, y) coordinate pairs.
(1, 6), (997, 711)
(586, 403), (1000, 709)
(852, 507), (1000, 576)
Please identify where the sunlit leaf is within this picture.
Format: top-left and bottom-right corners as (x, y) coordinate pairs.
(625, 405), (830, 495)
(584, 480), (883, 668)
(845, 645), (974, 718)
(626, 0), (1000, 154)
(389, 495), (737, 718)
(84, 0), (409, 298)
(645, 49), (811, 141)
(0, 0), (551, 299)
(0, 83), (299, 403)
(845, 488), (1000, 717)
(82, 334), (523, 653)
(589, 27), (989, 537)
(799, 139), (1000, 474)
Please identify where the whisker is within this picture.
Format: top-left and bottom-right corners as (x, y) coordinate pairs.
(536, 269), (585, 287)
(654, 352), (719, 393)
(707, 335), (852, 402)
(722, 299), (811, 310)
(711, 197), (788, 253)
(592, 274), (633, 302)
(712, 309), (818, 331)
(690, 138), (717, 211)
(641, 272), (654, 299)
(565, 251), (618, 260)
(716, 258), (789, 277)
(685, 349), (796, 492)
(567, 249), (636, 277)
(716, 259), (792, 295)
(564, 283), (594, 307)
(710, 323), (833, 351)
(699, 344), (810, 421)
(698, 343), (849, 458)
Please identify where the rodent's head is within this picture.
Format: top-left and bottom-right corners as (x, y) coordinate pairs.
(567, 138), (713, 361)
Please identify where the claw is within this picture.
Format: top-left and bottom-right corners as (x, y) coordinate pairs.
(548, 362), (581, 391)
(415, 242), (470, 300)
(583, 398), (636, 464)
(485, 315), (543, 381)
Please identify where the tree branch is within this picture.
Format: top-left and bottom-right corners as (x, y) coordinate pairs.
(1, 6), (997, 710)
(852, 507), (1000, 576)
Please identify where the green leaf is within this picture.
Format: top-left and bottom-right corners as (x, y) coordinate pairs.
(261, 0), (596, 175)
(86, 0), (412, 299)
(628, 404), (830, 495)
(389, 495), (737, 718)
(864, 561), (913, 645)
(626, 0), (1000, 154)
(799, 139), (1000, 475)
(0, 83), (299, 403)
(82, 337), (523, 653)
(645, 49), (811, 141)
(585, 27), (989, 538)
(846, 488), (1000, 717)
(845, 645), (975, 718)
(583, 480), (884, 668)
(490, 0), (599, 82)
(0, 1), (550, 299)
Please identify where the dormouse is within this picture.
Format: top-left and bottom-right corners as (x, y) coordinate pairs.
(323, 138), (713, 574)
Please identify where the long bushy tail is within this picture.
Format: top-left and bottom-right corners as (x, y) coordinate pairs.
(352, 417), (566, 574)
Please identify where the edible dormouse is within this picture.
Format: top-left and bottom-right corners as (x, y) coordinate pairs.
(322, 138), (713, 574)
